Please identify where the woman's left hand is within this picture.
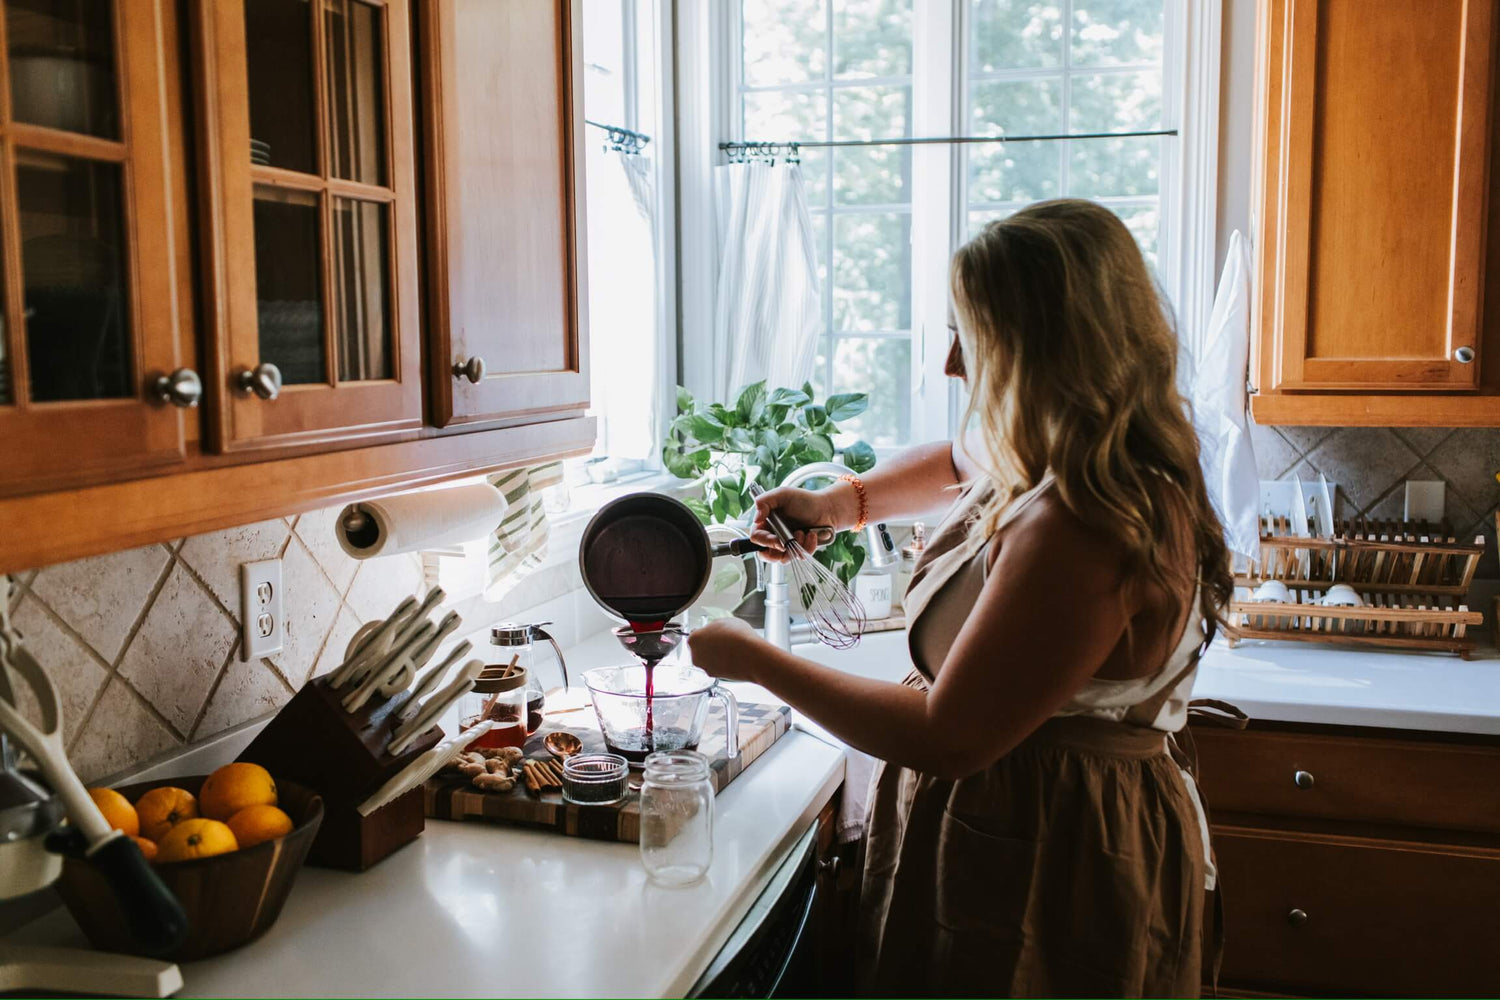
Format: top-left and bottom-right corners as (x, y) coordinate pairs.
(688, 617), (771, 684)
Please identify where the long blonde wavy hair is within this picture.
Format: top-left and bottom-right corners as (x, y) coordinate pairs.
(950, 199), (1232, 632)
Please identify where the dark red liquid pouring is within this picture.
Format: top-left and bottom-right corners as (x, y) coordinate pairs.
(629, 618), (667, 747)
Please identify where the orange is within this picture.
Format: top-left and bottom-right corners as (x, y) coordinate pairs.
(199, 763), (277, 821)
(155, 818), (238, 863)
(135, 786), (198, 843)
(226, 804), (294, 849)
(130, 836), (158, 861)
(88, 787), (139, 838)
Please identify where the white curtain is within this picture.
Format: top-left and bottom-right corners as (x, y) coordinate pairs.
(586, 144), (659, 462)
(1181, 231), (1261, 563)
(712, 161), (821, 400)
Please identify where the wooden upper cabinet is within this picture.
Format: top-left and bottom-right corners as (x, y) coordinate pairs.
(419, 0), (589, 429)
(194, 0), (423, 453)
(1253, 0), (1500, 417)
(0, 0), (189, 495)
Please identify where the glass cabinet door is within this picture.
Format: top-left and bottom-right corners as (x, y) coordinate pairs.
(204, 0), (420, 452)
(0, 0), (187, 493)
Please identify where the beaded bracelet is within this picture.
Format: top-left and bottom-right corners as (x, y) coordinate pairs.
(838, 473), (868, 532)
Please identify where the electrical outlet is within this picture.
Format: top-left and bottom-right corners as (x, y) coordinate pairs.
(1404, 481), (1445, 523)
(240, 558), (283, 661)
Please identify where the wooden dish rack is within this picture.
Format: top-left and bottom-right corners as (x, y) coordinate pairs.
(1226, 517), (1485, 657)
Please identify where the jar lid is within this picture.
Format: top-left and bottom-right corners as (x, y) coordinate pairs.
(491, 622), (543, 647)
(473, 664), (528, 693)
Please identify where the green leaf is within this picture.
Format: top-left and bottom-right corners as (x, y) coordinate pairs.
(758, 428), (782, 454)
(661, 444), (708, 479)
(676, 385), (694, 413)
(768, 386), (811, 407)
(802, 404), (828, 429)
(842, 440), (877, 474)
(682, 497), (712, 524)
(802, 433), (835, 463)
(708, 403), (734, 427)
(735, 380), (768, 424)
(802, 381), (815, 399)
(687, 412), (726, 443)
(710, 489), (727, 523)
(727, 427), (756, 453)
(824, 392), (869, 422)
(754, 444), (776, 471)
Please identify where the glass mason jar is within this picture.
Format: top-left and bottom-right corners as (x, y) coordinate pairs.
(639, 750), (713, 887)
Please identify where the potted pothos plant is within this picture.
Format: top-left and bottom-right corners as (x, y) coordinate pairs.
(661, 380), (877, 585)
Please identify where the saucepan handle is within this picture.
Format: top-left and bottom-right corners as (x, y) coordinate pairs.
(711, 682), (739, 760)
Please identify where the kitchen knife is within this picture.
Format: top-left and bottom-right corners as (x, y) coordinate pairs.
(380, 610), (462, 699)
(356, 720), (497, 817)
(342, 620), (435, 713)
(328, 596), (417, 690)
(390, 587), (446, 648)
(395, 640), (470, 721)
(387, 660), (483, 755)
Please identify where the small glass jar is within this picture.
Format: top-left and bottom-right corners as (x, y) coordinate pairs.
(459, 665), (528, 749)
(562, 753), (629, 806)
(639, 750), (713, 887)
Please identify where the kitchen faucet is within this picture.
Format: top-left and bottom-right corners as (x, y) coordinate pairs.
(760, 462), (897, 650)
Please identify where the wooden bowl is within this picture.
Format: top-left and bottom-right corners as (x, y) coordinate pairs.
(55, 774), (323, 961)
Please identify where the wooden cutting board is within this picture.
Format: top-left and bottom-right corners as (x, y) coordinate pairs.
(423, 700), (791, 842)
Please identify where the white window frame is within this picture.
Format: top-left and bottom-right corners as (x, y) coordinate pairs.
(676, 0), (1222, 446)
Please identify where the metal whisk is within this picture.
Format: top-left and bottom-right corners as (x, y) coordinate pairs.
(750, 485), (865, 649)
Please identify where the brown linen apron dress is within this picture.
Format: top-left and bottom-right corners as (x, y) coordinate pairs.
(858, 477), (1210, 998)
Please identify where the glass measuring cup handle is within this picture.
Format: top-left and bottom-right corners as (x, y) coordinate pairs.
(711, 682), (739, 759)
(531, 625), (569, 690)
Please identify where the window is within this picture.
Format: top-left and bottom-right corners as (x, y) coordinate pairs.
(580, 0), (674, 476)
(714, 0), (1198, 447)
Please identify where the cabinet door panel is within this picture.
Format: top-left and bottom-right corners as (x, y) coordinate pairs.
(1264, 0), (1496, 391)
(198, 0), (422, 453)
(421, 0), (589, 428)
(0, 0), (187, 495)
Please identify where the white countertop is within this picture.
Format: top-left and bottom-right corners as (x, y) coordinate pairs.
(9, 727), (845, 999)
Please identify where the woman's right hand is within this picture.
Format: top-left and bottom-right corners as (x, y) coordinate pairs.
(751, 486), (846, 561)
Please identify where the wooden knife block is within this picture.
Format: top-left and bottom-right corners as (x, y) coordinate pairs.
(238, 676), (442, 871)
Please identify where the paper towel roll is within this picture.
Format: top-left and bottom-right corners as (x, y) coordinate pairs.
(336, 483), (507, 559)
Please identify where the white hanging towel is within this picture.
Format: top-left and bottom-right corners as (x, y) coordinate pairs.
(1184, 230), (1261, 563)
(711, 161), (821, 400)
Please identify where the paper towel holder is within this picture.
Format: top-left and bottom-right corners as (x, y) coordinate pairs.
(341, 505), (380, 551)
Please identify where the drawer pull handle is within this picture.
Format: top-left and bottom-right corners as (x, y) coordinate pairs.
(1293, 770), (1315, 789)
(452, 356), (487, 383)
(817, 856), (842, 878)
(1288, 908), (1309, 927)
(1454, 345), (1476, 364)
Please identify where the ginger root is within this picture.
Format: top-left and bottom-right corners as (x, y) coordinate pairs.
(471, 772), (515, 793)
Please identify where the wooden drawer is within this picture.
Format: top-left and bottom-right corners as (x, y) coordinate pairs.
(1192, 726), (1500, 834)
(1216, 828), (1500, 996)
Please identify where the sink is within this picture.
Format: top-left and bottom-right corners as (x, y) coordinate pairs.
(792, 628), (911, 683)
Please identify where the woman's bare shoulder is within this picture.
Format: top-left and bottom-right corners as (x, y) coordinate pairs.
(992, 486), (1132, 575)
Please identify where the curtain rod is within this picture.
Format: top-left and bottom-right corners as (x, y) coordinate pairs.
(585, 119), (652, 154)
(721, 128), (1176, 155)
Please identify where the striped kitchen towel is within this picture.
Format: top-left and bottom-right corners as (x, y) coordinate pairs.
(485, 462), (564, 599)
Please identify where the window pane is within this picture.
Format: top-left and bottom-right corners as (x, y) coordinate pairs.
(743, 88), (827, 141)
(833, 0), (912, 78)
(970, 77), (1064, 136)
(832, 212), (910, 332)
(966, 207), (1013, 240)
(5, 0), (118, 138)
(832, 336), (909, 447)
(969, 139), (1059, 205)
(970, 0), (1062, 71)
(1071, 0), (1163, 67)
(1069, 71), (1161, 133)
(832, 85), (910, 205)
(246, 0), (317, 173)
(325, 0), (387, 186)
(742, 0), (827, 86)
(832, 84), (908, 140)
(798, 147), (831, 206)
(1111, 203), (1159, 267)
(332, 199), (392, 381)
(1069, 133), (1159, 198)
(17, 153), (129, 402)
(253, 186), (325, 385)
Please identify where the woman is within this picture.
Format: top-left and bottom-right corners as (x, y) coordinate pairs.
(688, 199), (1232, 997)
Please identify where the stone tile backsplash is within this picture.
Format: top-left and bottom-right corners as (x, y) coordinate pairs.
(1248, 423), (1500, 579)
(3, 505), (606, 784)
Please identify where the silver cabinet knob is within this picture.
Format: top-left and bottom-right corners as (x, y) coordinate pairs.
(150, 368), (203, 408)
(1293, 770), (1315, 789)
(1288, 908), (1309, 927)
(1454, 345), (1476, 364)
(452, 356), (486, 383)
(235, 362), (282, 400)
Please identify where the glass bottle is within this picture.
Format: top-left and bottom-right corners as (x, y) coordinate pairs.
(459, 665), (528, 749)
(639, 750), (714, 887)
(490, 623), (568, 734)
